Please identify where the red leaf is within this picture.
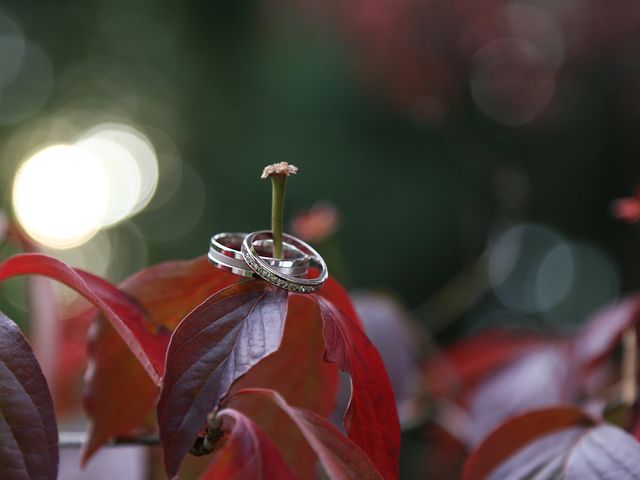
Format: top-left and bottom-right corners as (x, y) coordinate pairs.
(82, 317), (161, 463)
(314, 295), (401, 480)
(82, 256), (238, 461)
(0, 253), (164, 384)
(0, 311), (58, 480)
(229, 295), (339, 477)
(118, 256), (240, 335)
(463, 407), (640, 480)
(200, 408), (296, 480)
(158, 281), (289, 478)
(232, 388), (382, 479)
(52, 307), (94, 414)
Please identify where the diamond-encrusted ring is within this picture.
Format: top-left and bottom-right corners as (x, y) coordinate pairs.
(241, 230), (328, 293)
(208, 232), (310, 278)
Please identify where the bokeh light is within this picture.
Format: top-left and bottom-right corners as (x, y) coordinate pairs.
(11, 123), (159, 249)
(534, 242), (575, 311)
(488, 224), (620, 330)
(541, 242), (620, 330)
(488, 224), (565, 313)
(0, 9), (26, 87)
(0, 41), (53, 125)
(12, 145), (109, 249)
(77, 123), (159, 226)
(470, 38), (556, 125)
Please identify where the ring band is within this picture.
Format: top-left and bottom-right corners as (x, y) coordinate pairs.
(208, 232), (310, 278)
(241, 230), (328, 293)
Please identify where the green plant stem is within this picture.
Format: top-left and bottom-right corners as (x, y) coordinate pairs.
(271, 175), (287, 259)
(622, 328), (637, 406)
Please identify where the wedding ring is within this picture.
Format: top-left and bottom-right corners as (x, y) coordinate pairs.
(208, 232), (310, 278)
(241, 230), (328, 293)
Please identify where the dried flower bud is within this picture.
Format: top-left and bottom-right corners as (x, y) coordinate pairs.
(261, 162), (298, 179)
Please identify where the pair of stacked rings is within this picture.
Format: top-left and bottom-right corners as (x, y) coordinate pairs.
(208, 231), (328, 293)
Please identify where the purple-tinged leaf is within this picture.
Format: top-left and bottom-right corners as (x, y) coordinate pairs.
(228, 295), (339, 478)
(464, 406), (640, 480)
(467, 345), (575, 445)
(575, 296), (640, 369)
(351, 292), (423, 408)
(158, 281), (288, 478)
(564, 425), (640, 479)
(463, 406), (593, 480)
(0, 311), (58, 480)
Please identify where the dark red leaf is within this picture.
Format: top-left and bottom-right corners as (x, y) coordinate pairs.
(314, 295), (401, 480)
(158, 281), (288, 478)
(82, 256), (238, 461)
(0, 311), (58, 480)
(461, 406), (640, 480)
(200, 408), (296, 480)
(231, 388), (382, 479)
(575, 296), (640, 370)
(0, 253), (165, 384)
(229, 295), (339, 477)
(317, 276), (363, 330)
(425, 328), (546, 400)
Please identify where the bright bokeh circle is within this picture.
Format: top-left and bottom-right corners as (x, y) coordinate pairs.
(12, 144), (110, 249)
(11, 122), (160, 249)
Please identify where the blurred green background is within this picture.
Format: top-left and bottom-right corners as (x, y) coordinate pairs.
(1, 0), (640, 336)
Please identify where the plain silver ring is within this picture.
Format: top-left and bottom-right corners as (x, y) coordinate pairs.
(208, 232), (309, 278)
